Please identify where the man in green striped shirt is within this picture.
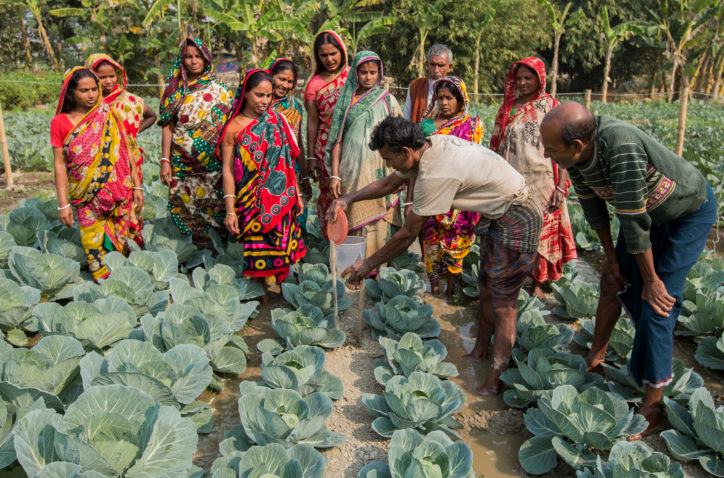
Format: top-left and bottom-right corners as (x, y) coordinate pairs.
(540, 102), (716, 437)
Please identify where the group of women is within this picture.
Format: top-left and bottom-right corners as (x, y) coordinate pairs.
(50, 32), (575, 299)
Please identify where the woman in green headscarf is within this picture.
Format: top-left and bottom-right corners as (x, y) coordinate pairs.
(326, 51), (402, 258)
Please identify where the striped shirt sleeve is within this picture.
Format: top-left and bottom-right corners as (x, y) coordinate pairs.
(608, 142), (652, 254)
(569, 168), (610, 231)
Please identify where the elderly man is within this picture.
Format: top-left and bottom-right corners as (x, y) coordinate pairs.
(403, 44), (453, 123)
(540, 102), (716, 436)
(327, 116), (543, 395)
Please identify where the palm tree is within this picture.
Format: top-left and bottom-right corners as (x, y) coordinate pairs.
(600, 5), (643, 103)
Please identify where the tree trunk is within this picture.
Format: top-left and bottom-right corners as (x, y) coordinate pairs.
(473, 32), (482, 101)
(648, 69), (657, 99)
(692, 51), (709, 92)
(551, 32), (561, 98)
(18, 8), (32, 68)
(418, 29), (428, 78)
(35, 14), (60, 71)
(712, 54), (724, 99)
(602, 42), (613, 103)
(668, 60), (678, 103)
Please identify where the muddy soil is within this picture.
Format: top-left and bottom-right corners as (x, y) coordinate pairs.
(0, 171), (56, 214)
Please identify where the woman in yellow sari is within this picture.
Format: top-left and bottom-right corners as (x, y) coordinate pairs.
(50, 67), (143, 280)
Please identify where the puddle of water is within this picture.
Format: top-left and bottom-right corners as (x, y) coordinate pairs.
(463, 431), (525, 478)
(459, 321), (476, 355)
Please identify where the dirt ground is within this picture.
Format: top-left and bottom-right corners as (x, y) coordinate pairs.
(0, 171), (55, 214)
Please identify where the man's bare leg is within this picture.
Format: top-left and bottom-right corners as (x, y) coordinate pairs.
(628, 386), (664, 440)
(445, 272), (456, 298)
(466, 282), (495, 361)
(585, 273), (623, 371)
(475, 301), (516, 395)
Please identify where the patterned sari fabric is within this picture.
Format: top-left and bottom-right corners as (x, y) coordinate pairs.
(158, 37), (232, 249)
(419, 77), (483, 283)
(56, 67), (142, 280)
(325, 51), (402, 257)
(491, 57), (576, 283)
(219, 69), (306, 282)
(85, 54), (146, 175)
(304, 31), (350, 239)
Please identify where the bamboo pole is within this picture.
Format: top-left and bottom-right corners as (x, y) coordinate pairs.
(584, 89), (592, 109)
(0, 102), (14, 190)
(675, 87), (689, 156)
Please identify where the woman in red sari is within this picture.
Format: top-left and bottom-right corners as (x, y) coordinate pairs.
(50, 67), (143, 280)
(490, 57), (576, 298)
(304, 31), (349, 239)
(219, 69), (306, 295)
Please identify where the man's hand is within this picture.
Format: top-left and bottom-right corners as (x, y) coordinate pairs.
(547, 189), (565, 212)
(342, 259), (372, 286)
(327, 198), (348, 223)
(642, 277), (676, 317)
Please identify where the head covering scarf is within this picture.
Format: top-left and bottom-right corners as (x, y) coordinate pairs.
(310, 30), (348, 76)
(268, 58), (303, 132)
(56, 67), (141, 280)
(420, 76), (483, 143)
(489, 56), (550, 151)
(159, 37), (216, 126)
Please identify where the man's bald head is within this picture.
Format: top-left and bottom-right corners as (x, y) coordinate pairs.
(542, 101), (597, 147)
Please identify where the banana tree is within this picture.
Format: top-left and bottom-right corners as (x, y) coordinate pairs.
(343, 13), (396, 55)
(471, 0), (499, 99)
(601, 6), (643, 102)
(3, 0), (60, 71)
(401, 0), (451, 78)
(537, 0), (582, 98)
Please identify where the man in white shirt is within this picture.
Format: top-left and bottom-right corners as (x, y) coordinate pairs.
(403, 44), (453, 123)
(327, 117), (543, 396)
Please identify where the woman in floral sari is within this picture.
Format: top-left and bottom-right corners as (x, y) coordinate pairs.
(85, 53), (156, 178)
(219, 69), (306, 291)
(50, 67), (143, 280)
(304, 30), (349, 239)
(159, 37), (232, 249)
(326, 51), (402, 258)
(490, 57), (576, 298)
(418, 76), (483, 296)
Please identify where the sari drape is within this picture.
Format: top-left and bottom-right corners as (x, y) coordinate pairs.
(219, 69), (306, 282)
(420, 77), (482, 283)
(158, 37), (232, 249)
(324, 51), (402, 257)
(491, 57), (576, 282)
(56, 67), (142, 280)
(304, 31), (349, 240)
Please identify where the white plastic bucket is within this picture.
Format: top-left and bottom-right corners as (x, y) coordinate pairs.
(333, 236), (367, 272)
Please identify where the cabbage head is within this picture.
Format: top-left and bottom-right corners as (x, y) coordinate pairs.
(211, 443), (326, 478)
(387, 251), (424, 274)
(551, 279), (599, 320)
(142, 221), (198, 266)
(519, 385), (648, 475)
(226, 381), (345, 450)
(576, 441), (684, 478)
(574, 317), (634, 364)
(99, 266), (169, 317)
(270, 305), (345, 349)
(604, 358), (703, 405)
(366, 267), (425, 303)
(8, 246), (80, 298)
(0, 278), (40, 334)
(374, 333), (458, 386)
(661, 387), (724, 476)
(33, 296), (136, 351)
(103, 249), (179, 291)
(13, 384), (198, 477)
(695, 331), (724, 371)
(357, 428), (474, 478)
(3, 207), (51, 247)
(37, 229), (85, 264)
(261, 345), (343, 399)
(500, 348), (603, 409)
(684, 258), (724, 302)
(362, 371), (465, 439)
(516, 306), (573, 354)
(282, 279), (350, 316)
(0, 231), (16, 268)
(678, 289), (724, 338)
(294, 263), (332, 285)
(0, 397), (46, 470)
(364, 296), (440, 340)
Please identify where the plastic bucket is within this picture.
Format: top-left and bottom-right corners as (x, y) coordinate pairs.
(333, 236), (367, 272)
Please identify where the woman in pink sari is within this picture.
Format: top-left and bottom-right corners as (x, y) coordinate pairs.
(304, 30), (349, 239)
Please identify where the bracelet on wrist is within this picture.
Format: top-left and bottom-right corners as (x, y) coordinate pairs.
(555, 185), (568, 195)
(330, 175), (341, 181)
(57, 203), (71, 211)
(402, 202), (413, 206)
(132, 187), (144, 191)
(223, 194), (235, 199)
(225, 212), (236, 216)
(305, 156), (317, 160)
(160, 158), (171, 163)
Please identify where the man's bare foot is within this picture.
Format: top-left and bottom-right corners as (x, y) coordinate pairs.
(627, 405), (660, 441)
(445, 275), (455, 298)
(531, 282), (546, 300)
(430, 282), (440, 295)
(475, 367), (504, 396)
(466, 341), (490, 361)
(259, 293), (269, 306)
(475, 384), (500, 396)
(345, 281), (361, 291)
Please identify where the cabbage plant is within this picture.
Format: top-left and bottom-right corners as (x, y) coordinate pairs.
(140, 303), (248, 376)
(294, 263), (332, 285)
(460, 262), (479, 298)
(261, 345), (343, 399)
(366, 267), (425, 303)
(211, 443), (326, 478)
(8, 246), (80, 298)
(143, 221), (199, 266)
(99, 266), (169, 317)
(678, 289), (724, 337)
(684, 258), (724, 302)
(79, 339), (213, 432)
(374, 332), (458, 386)
(516, 306), (573, 354)
(576, 440), (685, 478)
(364, 296), (440, 340)
(695, 331), (724, 370)
(574, 317), (634, 363)
(13, 384), (198, 477)
(519, 385), (648, 475)
(0, 231), (16, 268)
(661, 387), (724, 476)
(2, 207), (50, 247)
(224, 381), (345, 449)
(0, 278), (40, 337)
(103, 249), (179, 290)
(33, 296), (136, 351)
(362, 371), (465, 439)
(282, 280), (350, 316)
(0, 335), (85, 409)
(37, 229), (85, 264)
(604, 358), (703, 405)
(191, 262), (264, 301)
(499, 348), (603, 409)
(387, 251), (424, 274)
(0, 397), (46, 470)
(357, 429), (474, 478)
(269, 305), (345, 349)
(551, 279), (599, 320)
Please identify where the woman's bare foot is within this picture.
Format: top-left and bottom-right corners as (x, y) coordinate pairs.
(430, 282), (440, 295)
(445, 274), (456, 298)
(465, 340), (490, 361)
(627, 404), (661, 441)
(475, 366), (504, 396)
(531, 281), (546, 300)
